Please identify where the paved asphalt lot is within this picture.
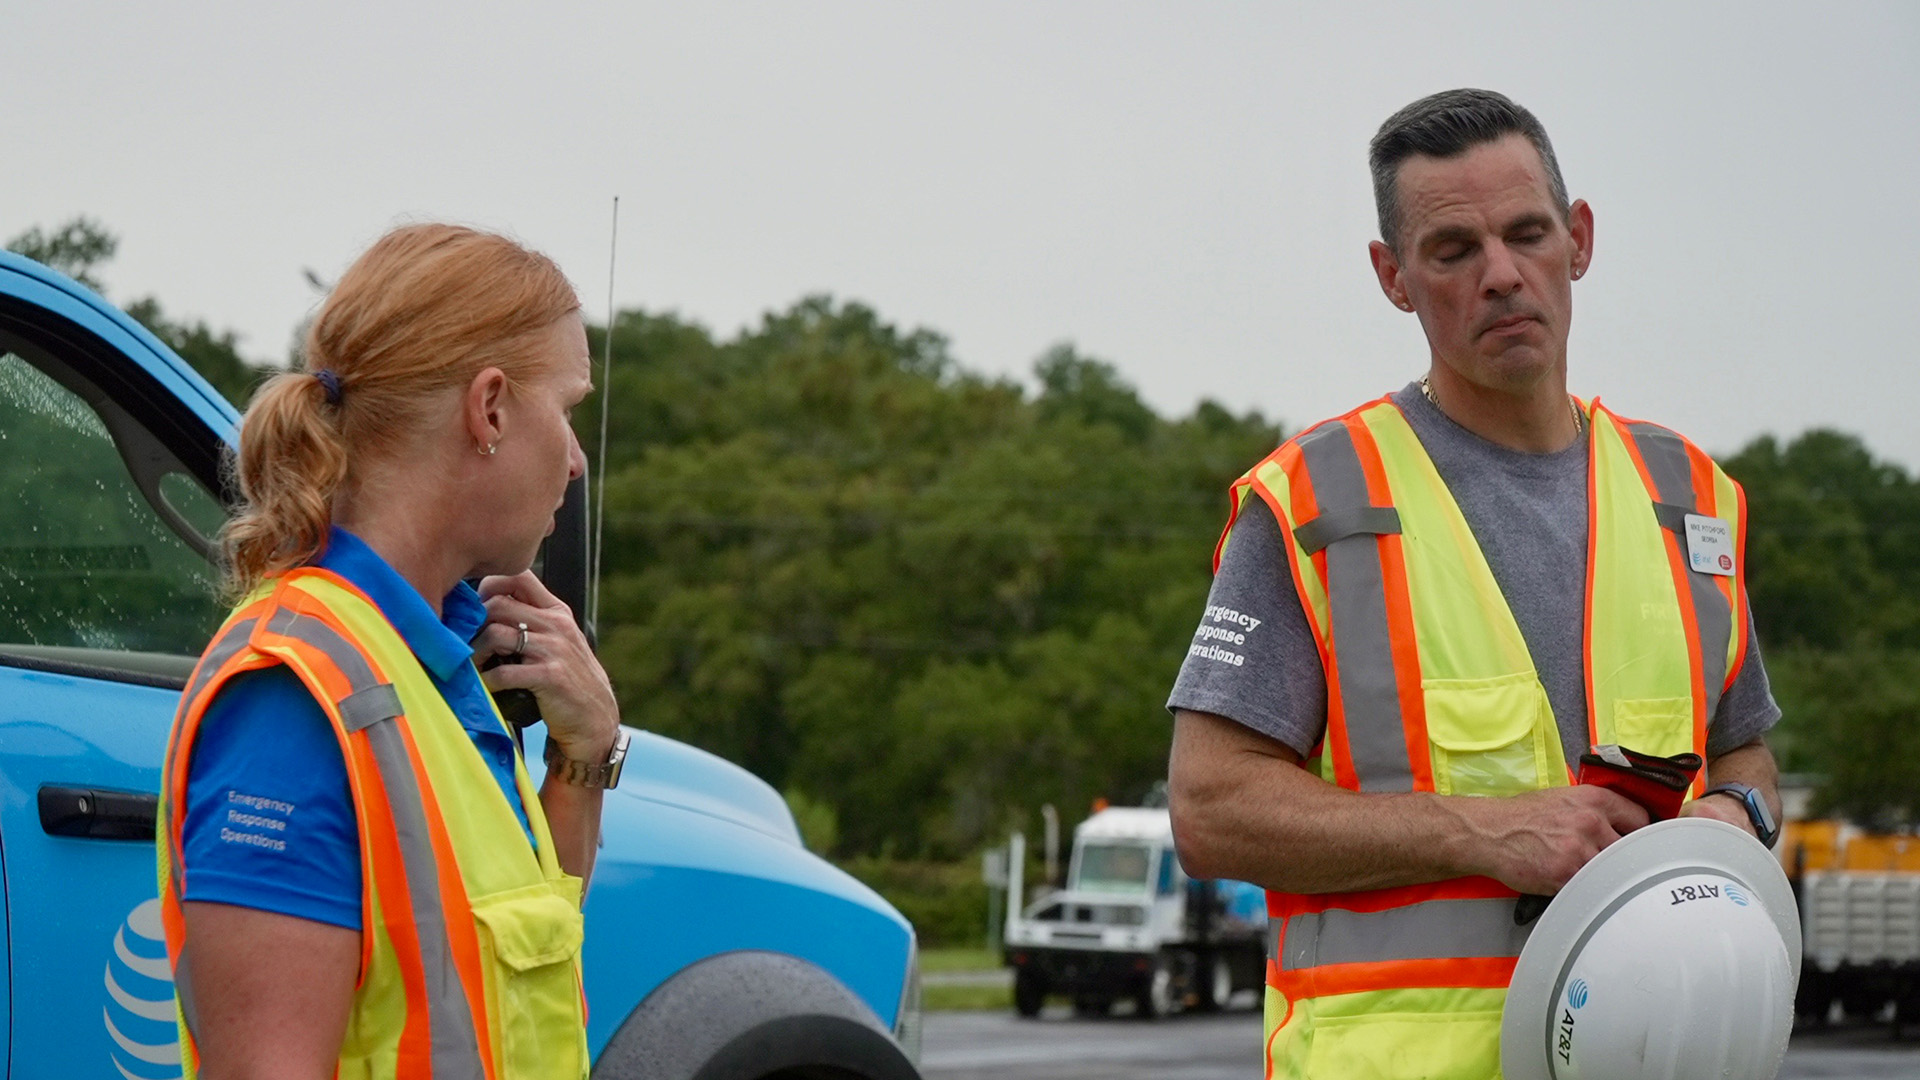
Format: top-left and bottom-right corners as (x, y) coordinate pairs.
(920, 1006), (1920, 1080)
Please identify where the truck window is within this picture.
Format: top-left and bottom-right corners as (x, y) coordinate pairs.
(1073, 842), (1154, 894)
(0, 339), (225, 682)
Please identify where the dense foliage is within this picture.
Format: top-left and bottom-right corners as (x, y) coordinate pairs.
(9, 219), (1916, 848)
(1722, 433), (1920, 826)
(579, 303), (1280, 856)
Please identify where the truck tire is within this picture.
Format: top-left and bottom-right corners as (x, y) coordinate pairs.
(1794, 968), (1834, 1027)
(1133, 955), (1177, 1020)
(1013, 967), (1048, 1018)
(593, 950), (918, 1080)
(1840, 983), (1889, 1024)
(1195, 954), (1233, 1013)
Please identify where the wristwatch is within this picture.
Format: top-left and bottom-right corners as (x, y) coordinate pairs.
(1703, 782), (1778, 849)
(544, 729), (631, 790)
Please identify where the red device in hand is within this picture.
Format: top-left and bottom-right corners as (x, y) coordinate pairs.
(1576, 744), (1703, 821)
(1514, 744), (1705, 926)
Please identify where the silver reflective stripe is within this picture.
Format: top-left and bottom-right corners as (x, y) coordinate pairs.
(364, 719), (487, 1076)
(181, 617), (261, 711)
(1627, 423), (1734, 717)
(264, 608), (384, 691)
(1296, 422), (1413, 792)
(1293, 505), (1402, 555)
(264, 606), (486, 1077)
(173, 948), (202, 1046)
(339, 684), (404, 733)
(1651, 502), (1693, 534)
(1274, 897), (1528, 969)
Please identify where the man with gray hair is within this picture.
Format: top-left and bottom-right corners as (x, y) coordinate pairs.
(1165, 89), (1782, 1077)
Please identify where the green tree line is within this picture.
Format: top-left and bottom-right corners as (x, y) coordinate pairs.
(581, 302), (1279, 856)
(10, 220), (1916, 850)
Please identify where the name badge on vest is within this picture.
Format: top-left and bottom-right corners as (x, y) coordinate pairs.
(1684, 514), (1735, 576)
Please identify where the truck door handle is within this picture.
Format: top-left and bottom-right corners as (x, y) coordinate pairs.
(39, 785), (158, 840)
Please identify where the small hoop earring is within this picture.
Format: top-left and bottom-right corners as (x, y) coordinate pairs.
(481, 442), (497, 456)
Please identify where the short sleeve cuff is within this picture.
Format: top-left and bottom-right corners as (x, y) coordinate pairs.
(181, 866), (362, 931)
(1168, 688), (1320, 758)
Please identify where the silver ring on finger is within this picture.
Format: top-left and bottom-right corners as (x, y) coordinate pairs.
(513, 621), (529, 661)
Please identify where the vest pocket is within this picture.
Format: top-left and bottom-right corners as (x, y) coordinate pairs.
(471, 882), (588, 1080)
(1612, 696), (1694, 760)
(1423, 672), (1552, 797)
(1303, 1009), (1503, 1079)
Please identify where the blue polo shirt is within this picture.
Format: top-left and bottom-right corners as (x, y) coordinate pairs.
(180, 527), (534, 930)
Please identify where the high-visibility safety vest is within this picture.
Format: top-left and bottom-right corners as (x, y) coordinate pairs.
(157, 568), (590, 1080)
(1217, 396), (1749, 1080)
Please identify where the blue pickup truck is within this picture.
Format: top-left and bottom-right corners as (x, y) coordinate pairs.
(0, 250), (922, 1079)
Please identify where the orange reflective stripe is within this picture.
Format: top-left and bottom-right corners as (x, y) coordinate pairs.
(1679, 435), (1740, 734)
(255, 598), (494, 1080)
(1256, 438), (1330, 663)
(1294, 416), (1414, 793)
(1726, 482), (1751, 690)
(1582, 402), (1603, 751)
(1274, 875), (1514, 916)
(386, 711), (498, 1076)
(1613, 418), (1713, 789)
(1244, 436), (1352, 785)
(1347, 411), (1435, 794)
(1686, 437), (1749, 696)
(1269, 955), (1518, 999)
(350, 732), (436, 1068)
(1687, 436), (1720, 517)
(1213, 477), (1255, 574)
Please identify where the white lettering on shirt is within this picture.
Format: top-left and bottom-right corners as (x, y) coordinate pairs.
(219, 789), (297, 854)
(1191, 604), (1265, 666)
(1204, 604), (1263, 633)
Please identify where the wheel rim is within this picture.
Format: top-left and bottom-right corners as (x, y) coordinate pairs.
(1149, 965), (1173, 1015)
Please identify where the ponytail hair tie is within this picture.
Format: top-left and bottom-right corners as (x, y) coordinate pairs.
(314, 369), (344, 406)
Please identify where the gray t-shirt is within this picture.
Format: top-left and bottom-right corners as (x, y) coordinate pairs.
(1167, 383), (1779, 764)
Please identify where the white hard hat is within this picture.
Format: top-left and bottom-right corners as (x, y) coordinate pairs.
(1501, 817), (1800, 1080)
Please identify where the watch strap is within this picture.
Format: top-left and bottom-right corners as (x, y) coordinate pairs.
(1704, 782), (1777, 848)
(544, 729), (629, 789)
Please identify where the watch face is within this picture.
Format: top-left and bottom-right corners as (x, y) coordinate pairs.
(1748, 791), (1778, 847)
(1703, 785), (1772, 846)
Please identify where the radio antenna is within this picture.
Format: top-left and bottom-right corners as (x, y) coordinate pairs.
(590, 196), (619, 633)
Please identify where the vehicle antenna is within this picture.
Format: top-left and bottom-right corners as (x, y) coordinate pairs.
(591, 196), (619, 633)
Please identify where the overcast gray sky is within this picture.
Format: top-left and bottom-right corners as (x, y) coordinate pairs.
(9, 2), (1918, 465)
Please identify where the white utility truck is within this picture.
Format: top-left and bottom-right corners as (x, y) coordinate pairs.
(1001, 805), (1266, 1018)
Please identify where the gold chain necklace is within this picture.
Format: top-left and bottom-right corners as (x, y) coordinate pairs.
(1419, 375), (1584, 435)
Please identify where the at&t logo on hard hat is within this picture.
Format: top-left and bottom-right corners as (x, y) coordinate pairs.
(1500, 818), (1801, 1080)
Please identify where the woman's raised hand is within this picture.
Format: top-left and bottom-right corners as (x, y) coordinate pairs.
(474, 571), (619, 761)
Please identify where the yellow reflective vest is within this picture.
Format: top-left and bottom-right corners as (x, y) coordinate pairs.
(158, 568), (590, 1080)
(1215, 397), (1748, 1079)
